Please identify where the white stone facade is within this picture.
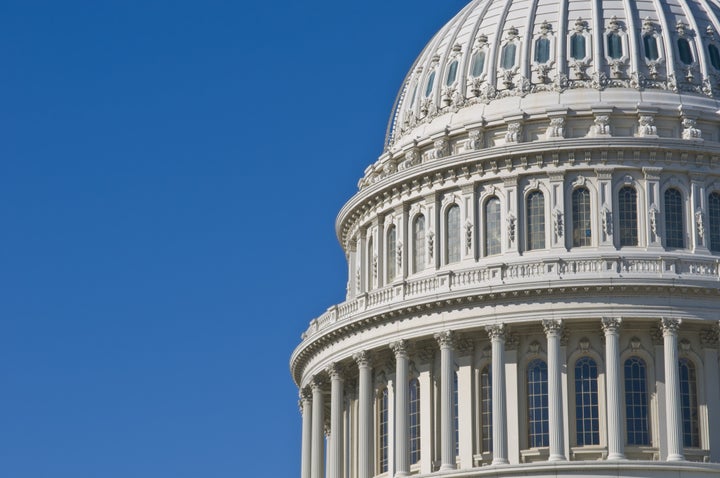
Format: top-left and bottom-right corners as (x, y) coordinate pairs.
(291, 1), (720, 478)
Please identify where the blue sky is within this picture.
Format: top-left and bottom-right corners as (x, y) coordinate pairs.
(1, 1), (465, 476)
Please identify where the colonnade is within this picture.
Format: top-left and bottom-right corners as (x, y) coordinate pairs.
(299, 317), (711, 478)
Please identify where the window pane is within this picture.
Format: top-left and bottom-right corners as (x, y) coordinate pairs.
(528, 359), (549, 447)
(572, 187), (592, 247)
(379, 388), (389, 472)
(409, 379), (421, 463)
(485, 197), (501, 255)
(425, 71), (435, 97)
(481, 366), (493, 452)
(527, 191), (546, 250)
(447, 205), (461, 263)
(367, 237), (374, 290)
(709, 44), (720, 70)
(709, 192), (720, 252)
(624, 357), (650, 445)
(679, 359), (699, 448)
(453, 372), (459, 456)
(643, 35), (659, 61)
(535, 37), (550, 63)
(386, 226), (396, 281)
(678, 38), (694, 64)
(570, 34), (586, 60)
(575, 357), (600, 446)
(607, 32), (623, 59)
(664, 188), (685, 248)
(446, 61), (458, 86)
(413, 215), (425, 273)
(501, 43), (516, 69)
(471, 50), (486, 77)
(618, 186), (638, 246)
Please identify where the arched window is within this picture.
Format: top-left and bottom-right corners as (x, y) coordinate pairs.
(501, 43), (517, 69)
(409, 378), (421, 463)
(679, 358), (699, 448)
(643, 35), (659, 61)
(528, 359), (549, 448)
(665, 188), (685, 248)
(535, 37), (551, 63)
(447, 205), (461, 264)
(709, 44), (720, 70)
(471, 50), (486, 77)
(527, 191), (546, 250)
(678, 38), (694, 64)
(413, 215), (425, 273)
(572, 187), (592, 247)
(485, 197), (501, 256)
(453, 371), (459, 456)
(570, 34), (586, 59)
(446, 60), (458, 86)
(618, 186), (638, 246)
(575, 357), (600, 446)
(709, 192), (720, 252)
(480, 365), (493, 452)
(378, 387), (389, 472)
(624, 357), (650, 446)
(607, 32), (623, 59)
(386, 226), (397, 282)
(425, 71), (435, 97)
(367, 236), (374, 290)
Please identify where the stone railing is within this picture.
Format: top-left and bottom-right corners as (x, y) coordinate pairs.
(300, 254), (720, 340)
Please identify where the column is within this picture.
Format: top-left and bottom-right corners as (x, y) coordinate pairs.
(328, 364), (345, 478)
(301, 389), (313, 478)
(601, 317), (625, 460)
(661, 318), (684, 461)
(543, 319), (566, 461)
(485, 324), (508, 465)
(311, 378), (326, 478)
(353, 351), (373, 478)
(457, 352), (474, 469)
(390, 340), (410, 477)
(434, 331), (456, 471)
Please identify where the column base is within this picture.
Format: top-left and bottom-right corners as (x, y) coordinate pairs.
(492, 458), (509, 465)
(606, 452), (626, 460)
(667, 454), (685, 462)
(548, 454), (567, 461)
(394, 472), (410, 478)
(439, 464), (456, 471)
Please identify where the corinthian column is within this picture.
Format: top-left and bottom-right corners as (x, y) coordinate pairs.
(311, 378), (326, 478)
(300, 389), (313, 478)
(353, 351), (372, 478)
(485, 324), (508, 465)
(434, 331), (456, 471)
(327, 364), (345, 478)
(390, 340), (410, 477)
(543, 319), (566, 461)
(601, 317), (625, 460)
(661, 318), (684, 461)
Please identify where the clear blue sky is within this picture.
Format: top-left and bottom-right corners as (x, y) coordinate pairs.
(1, 1), (464, 477)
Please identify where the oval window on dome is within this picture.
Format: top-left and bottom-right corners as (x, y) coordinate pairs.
(678, 38), (694, 64)
(446, 60), (458, 86)
(607, 32), (623, 59)
(709, 44), (720, 70)
(643, 35), (659, 61)
(471, 50), (486, 77)
(534, 37), (550, 63)
(570, 34), (586, 59)
(501, 43), (516, 69)
(424, 71), (435, 97)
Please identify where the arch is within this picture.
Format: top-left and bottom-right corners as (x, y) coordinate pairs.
(572, 187), (592, 247)
(409, 378), (421, 463)
(709, 191), (720, 252)
(618, 186), (639, 246)
(367, 235), (374, 290)
(624, 357), (650, 446)
(526, 190), (546, 250)
(664, 187), (685, 249)
(484, 196), (502, 256)
(386, 225), (397, 282)
(453, 370), (459, 456)
(413, 214), (426, 273)
(480, 364), (493, 453)
(574, 357), (600, 446)
(378, 387), (389, 473)
(446, 204), (461, 264)
(527, 358), (549, 448)
(679, 358), (700, 448)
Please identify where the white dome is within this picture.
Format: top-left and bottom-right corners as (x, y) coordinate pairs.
(384, 0), (720, 150)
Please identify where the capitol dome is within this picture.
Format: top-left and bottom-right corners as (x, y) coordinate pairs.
(291, 0), (720, 477)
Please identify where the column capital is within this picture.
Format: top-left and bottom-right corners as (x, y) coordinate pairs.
(326, 362), (345, 381)
(311, 376), (327, 391)
(434, 330), (456, 349)
(661, 317), (682, 336)
(485, 323), (507, 340)
(353, 350), (373, 367)
(542, 319), (564, 336)
(601, 317), (622, 334)
(300, 387), (313, 402)
(390, 339), (410, 358)
(700, 328), (720, 349)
